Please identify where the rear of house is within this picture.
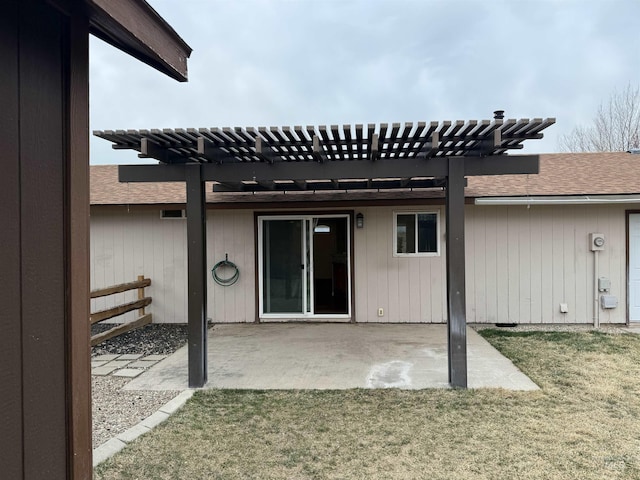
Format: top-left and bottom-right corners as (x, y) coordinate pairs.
(90, 152), (640, 326)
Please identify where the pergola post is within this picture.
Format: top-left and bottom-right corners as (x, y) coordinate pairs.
(446, 156), (468, 388)
(186, 163), (208, 387)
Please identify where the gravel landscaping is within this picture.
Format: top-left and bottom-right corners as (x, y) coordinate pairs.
(91, 323), (189, 357)
(91, 324), (189, 448)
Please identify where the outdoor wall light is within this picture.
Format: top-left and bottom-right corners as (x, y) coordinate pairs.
(356, 212), (364, 228)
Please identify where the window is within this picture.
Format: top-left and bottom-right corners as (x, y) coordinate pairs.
(394, 212), (439, 256)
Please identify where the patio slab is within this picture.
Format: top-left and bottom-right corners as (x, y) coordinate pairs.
(124, 324), (538, 392)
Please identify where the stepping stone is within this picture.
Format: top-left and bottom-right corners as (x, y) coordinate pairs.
(127, 360), (158, 369)
(102, 360), (131, 369)
(143, 354), (167, 361)
(92, 365), (118, 376)
(92, 354), (120, 361)
(91, 360), (108, 368)
(112, 368), (145, 378)
(118, 354), (143, 360)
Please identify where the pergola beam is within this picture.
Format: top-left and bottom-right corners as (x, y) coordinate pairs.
(119, 154), (539, 184)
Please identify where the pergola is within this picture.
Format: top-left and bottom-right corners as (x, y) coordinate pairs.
(96, 114), (555, 388)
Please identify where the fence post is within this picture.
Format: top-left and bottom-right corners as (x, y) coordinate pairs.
(137, 275), (146, 316)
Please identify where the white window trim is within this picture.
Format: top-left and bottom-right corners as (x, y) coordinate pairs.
(393, 210), (441, 257)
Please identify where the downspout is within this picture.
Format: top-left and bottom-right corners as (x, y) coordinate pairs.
(593, 250), (600, 328)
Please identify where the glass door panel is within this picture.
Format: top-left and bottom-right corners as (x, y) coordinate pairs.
(262, 219), (303, 313)
(312, 217), (348, 314)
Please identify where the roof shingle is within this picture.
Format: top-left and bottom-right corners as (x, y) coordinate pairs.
(90, 152), (640, 206)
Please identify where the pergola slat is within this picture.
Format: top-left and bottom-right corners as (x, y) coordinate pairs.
(98, 117), (554, 167)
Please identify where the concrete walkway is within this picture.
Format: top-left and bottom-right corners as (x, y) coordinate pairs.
(124, 324), (538, 391)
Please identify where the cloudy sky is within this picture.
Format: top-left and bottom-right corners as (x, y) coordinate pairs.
(89, 0), (639, 164)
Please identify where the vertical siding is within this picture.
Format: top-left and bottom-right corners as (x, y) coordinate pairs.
(91, 203), (630, 325)
(466, 204), (628, 325)
(90, 207), (256, 324)
(206, 210), (256, 323)
(353, 206), (447, 323)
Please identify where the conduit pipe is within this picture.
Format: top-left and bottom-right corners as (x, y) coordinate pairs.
(593, 250), (600, 328)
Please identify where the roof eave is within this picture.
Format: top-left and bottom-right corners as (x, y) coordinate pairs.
(87, 0), (192, 82)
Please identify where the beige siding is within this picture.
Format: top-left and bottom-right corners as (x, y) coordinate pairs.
(465, 204), (628, 324)
(90, 207), (255, 324)
(91, 203), (630, 325)
(353, 206), (447, 323)
(206, 210), (256, 323)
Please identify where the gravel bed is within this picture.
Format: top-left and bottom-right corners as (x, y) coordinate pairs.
(91, 323), (189, 357)
(91, 324), (189, 449)
(92, 377), (180, 448)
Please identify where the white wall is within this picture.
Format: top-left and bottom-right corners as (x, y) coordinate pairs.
(91, 203), (630, 325)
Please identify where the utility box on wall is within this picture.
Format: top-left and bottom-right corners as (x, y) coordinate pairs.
(598, 277), (611, 292)
(590, 233), (605, 251)
(600, 295), (618, 309)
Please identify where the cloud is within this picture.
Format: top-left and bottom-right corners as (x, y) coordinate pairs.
(89, 0), (640, 163)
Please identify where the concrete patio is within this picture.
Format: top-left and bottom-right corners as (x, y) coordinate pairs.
(124, 323), (538, 391)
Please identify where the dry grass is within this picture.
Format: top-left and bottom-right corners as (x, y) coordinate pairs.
(94, 331), (640, 479)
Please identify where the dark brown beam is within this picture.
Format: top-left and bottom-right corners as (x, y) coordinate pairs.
(119, 155), (538, 185)
(87, 0), (192, 81)
(185, 164), (207, 388)
(463, 154), (537, 175)
(446, 156), (467, 388)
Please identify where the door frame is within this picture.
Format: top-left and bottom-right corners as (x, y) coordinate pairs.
(626, 210), (640, 324)
(256, 211), (354, 321)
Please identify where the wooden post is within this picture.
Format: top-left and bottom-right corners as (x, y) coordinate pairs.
(138, 274), (146, 315)
(186, 163), (208, 388)
(446, 156), (468, 388)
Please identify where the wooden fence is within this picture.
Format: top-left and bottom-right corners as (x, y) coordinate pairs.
(90, 275), (152, 346)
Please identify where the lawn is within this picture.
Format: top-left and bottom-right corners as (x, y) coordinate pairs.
(95, 330), (640, 479)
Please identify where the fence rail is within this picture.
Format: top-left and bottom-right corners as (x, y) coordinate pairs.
(90, 275), (152, 346)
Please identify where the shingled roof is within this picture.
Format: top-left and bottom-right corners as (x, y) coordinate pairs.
(90, 152), (640, 206)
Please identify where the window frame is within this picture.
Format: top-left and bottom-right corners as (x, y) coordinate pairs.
(392, 211), (440, 257)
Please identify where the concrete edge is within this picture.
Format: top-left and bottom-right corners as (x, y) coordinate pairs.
(93, 389), (195, 468)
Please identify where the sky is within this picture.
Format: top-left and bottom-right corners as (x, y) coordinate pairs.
(89, 0), (640, 164)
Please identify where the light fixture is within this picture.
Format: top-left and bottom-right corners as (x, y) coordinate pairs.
(356, 212), (364, 228)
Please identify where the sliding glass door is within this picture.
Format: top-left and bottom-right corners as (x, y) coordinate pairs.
(259, 215), (350, 319)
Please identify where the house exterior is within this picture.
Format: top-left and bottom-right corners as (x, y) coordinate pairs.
(90, 151), (640, 326)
